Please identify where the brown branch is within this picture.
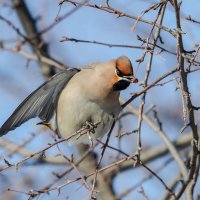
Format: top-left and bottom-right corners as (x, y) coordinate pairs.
(100, 133), (192, 175)
(172, 0), (199, 199)
(61, 0), (177, 37)
(9, 1), (119, 199)
(162, 173), (182, 200)
(0, 45), (66, 70)
(135, 2), (166, 159)
(12, 0), (57, 78)
(121, 100), (188, 180)
(0, 137), (71, 165)
(38, 0), (90, 36)
(90, 121), (115, 199)
(122, 67), (178, 109)
(61, 36), (177, 56)
(96, 140), (177, 198)
(61, 36), (148, 50)
(185, 15), (200, 25)
(118, 158), (173, 199)
(0, 122), (100, 172)
(26, 153), (176, 198)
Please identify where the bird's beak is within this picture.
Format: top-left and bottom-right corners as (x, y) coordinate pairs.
(121, 75), (138, 83)
(130, 76), (138, 83)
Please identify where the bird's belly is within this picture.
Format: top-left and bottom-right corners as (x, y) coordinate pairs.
(57, 100), (114, 144)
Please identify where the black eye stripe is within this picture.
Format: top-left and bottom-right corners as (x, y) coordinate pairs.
(115, 67), (132, 77)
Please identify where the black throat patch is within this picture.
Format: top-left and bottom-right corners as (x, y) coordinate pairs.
(113, 80), (130, 91)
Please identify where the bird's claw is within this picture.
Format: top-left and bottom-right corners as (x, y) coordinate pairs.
(83, 121), (97, 134)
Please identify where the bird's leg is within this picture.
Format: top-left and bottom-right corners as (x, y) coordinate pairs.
(77, 121), (101, 146)
(75, 121), (97, 144)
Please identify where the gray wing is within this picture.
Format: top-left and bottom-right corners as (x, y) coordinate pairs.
(0, 68), (80, 137)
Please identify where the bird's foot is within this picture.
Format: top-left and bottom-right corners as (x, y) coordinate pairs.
(83, 121), (97, 134)
(82, 121), (98, 147)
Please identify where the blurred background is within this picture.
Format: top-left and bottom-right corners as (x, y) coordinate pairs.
(0, 0), (200, 199)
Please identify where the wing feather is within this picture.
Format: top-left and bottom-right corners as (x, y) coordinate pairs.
(0, 68), (79, 136)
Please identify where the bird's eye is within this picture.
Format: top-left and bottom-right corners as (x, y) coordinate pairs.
(115, 67), (123, 77)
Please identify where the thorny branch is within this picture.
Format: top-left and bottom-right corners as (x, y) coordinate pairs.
(135, 1), (166, 160)
(60, 0), (177, 36)
(171, 0), (199, 199)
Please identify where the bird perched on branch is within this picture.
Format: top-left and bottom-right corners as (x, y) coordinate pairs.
(0, 56), (138, 144)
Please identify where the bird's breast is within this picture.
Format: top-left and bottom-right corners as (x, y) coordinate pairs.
(56, 89), (119, 144)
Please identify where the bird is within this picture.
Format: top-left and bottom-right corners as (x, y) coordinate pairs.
(0, 56), (138, 144)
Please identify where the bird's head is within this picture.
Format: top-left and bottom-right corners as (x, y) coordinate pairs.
(112, 56), (138, 91)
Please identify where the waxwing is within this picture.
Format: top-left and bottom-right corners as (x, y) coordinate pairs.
(0, 56), (138, 144)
